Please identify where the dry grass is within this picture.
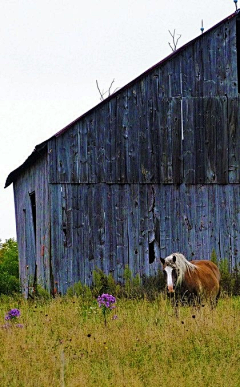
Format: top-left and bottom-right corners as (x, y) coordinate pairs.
(0, 295), (239, 387)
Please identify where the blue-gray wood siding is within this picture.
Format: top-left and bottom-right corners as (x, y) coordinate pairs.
(13, 153), (51, 296)
(49, 183), (240, 294)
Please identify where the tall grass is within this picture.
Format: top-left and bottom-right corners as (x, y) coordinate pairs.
(0, 295), (239, 387)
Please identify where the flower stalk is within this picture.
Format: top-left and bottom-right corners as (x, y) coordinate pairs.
(97, 294), (116, 326)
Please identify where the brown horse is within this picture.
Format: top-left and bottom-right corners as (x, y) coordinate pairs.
(160, 253), (221, 305)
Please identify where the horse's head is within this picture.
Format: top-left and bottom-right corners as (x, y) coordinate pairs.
(160, 254), (179, 293)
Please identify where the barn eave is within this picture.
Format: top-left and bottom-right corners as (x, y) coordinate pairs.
(4, 140), (48, 188)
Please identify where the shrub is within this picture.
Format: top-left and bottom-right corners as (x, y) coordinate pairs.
(142, 269), (166, 300)
(92, 268), (120, 297)
(67, 281), (92, 301)
(123, 265), (142, 298)
(210, 252), (240, 296)
(210, 249), (218, 265)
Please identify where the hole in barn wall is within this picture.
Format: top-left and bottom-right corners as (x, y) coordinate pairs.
(149, 241), (155, 264)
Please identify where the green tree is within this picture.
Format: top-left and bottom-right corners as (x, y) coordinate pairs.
(0, 238), (20, 294)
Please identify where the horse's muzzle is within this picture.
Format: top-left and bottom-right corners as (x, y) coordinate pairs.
(167, 285), (175, 293)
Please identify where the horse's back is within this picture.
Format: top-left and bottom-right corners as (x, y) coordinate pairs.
(188, 260), (220, 300)
(190, 260), (220, 281)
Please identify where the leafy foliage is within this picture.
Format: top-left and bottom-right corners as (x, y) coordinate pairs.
(210, 249), (218, 265)
(67, 266), (166, 301)
(0, 239), (20, 295)
(210, 249), (240, 296)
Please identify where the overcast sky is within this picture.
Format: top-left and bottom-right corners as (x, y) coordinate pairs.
(0, 0), (235, 241)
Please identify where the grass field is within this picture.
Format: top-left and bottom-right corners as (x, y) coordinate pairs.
(0, 294), (239, 387)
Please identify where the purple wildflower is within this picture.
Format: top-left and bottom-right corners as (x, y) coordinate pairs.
(97, 294), (116, 326)
(97, 294), (116, 310)
(5, 309), (21, 321)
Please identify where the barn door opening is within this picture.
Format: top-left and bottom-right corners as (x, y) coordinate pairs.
(29, 191), (36, 242)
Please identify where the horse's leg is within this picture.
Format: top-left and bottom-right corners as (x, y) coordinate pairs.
(210, 294), (218, 309)
(215, 288), (221, 305)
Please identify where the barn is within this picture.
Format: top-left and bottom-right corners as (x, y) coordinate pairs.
(5, 12), (240, 295)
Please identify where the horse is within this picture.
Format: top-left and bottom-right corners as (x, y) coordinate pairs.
(160, 253), (221, 306)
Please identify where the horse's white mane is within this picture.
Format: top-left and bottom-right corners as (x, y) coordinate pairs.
(165, 252), (196, 285)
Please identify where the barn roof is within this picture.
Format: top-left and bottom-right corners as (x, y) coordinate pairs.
(5, 11), (238, 188)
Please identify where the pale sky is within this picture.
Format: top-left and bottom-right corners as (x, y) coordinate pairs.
(0, 0), (235, 241)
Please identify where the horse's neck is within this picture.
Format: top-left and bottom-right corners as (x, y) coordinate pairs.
(177, 258), (196, 285)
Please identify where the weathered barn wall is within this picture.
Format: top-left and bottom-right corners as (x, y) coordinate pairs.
(49, 183), (240, 294)
(13, 153), (51, 295)
(48, 95), (239, 185)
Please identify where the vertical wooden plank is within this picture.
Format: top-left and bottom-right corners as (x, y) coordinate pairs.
(148, 185), (161, 276)
(216, 96), (228, 183)
(79, 184), (87, 282)
(90, 184), (104, 272)
(182, 98), (195, 183)
(95, 107), (106, 182)
(228, 97), (240, 182)
(138, 80), (150, 183)
(103, 184), (111, 274)
(137, 86), (145, 182)
(195, 185), (209, 259)
(106, 98), (117, 182)
(195, 98), (205, 183)
(71, 185), (80, 283)
(48, 139), (57, 184)
(147, 185), (154, 276)
(128, 86), (140, 183)
(139, 184), (148, 275)
(170, 57), (181, 97)
(86, 184), (95, 284)
(158, 185), (172, 258)
(181, 185), (195, 259)
(171, 98), (182, 184)
(109, 185), (117, 278)
(218, 186), (228, 260)
(78, 119), (88, 183)
(203, 32), (217, 97)
(159, 98), (173, 183)
(127, 184), (139, 276)
(232, 185), (240, 268)
(193, 39), (204, 97)
(114, 185), (128, 280)
(208, 185), (217, 260)
(204, 98), (217, 183)
(225, 185), (234, 269)
(82, 185), (90, 284)
(224, 18), (237, 97)
(181, 44), (194, 98)
(147, 74), (160, 183)
(50, 183), (63, 293)
(115, 91), (129, 182)
(68, 125), (79, 183)
(87, 113), (97, 183)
